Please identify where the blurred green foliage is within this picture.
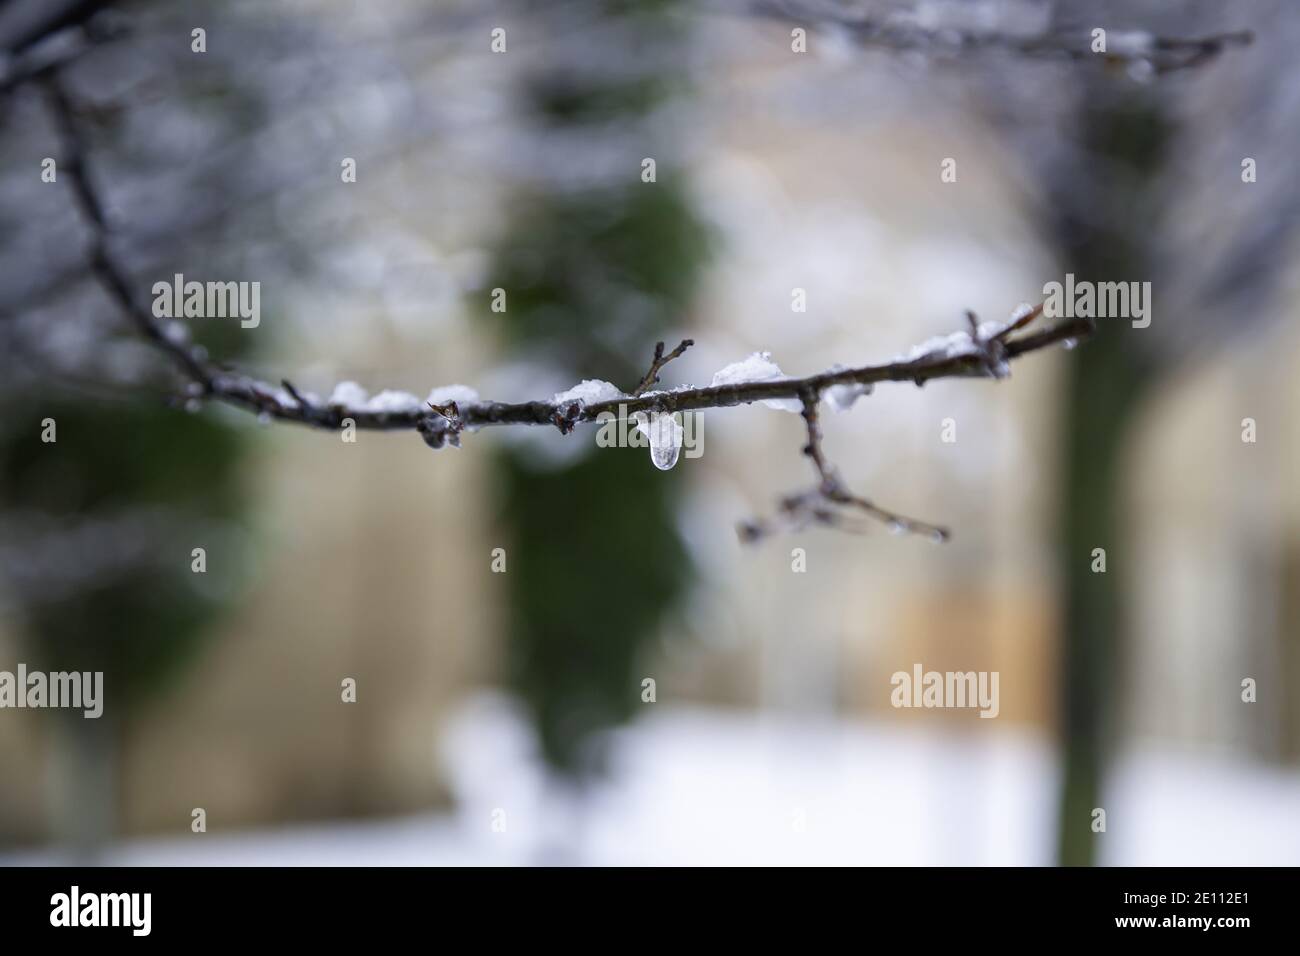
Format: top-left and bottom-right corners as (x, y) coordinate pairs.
(0, 310), (255, 717)
(497, 436), (692, 774)
(486, 0), (711, 778)
(0, 394), (247, 708)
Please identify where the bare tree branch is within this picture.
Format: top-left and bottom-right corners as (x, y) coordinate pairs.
(37, 61), (1093, 544)
(39, 71), (212, 387)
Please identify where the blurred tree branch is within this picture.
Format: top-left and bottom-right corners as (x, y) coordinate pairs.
(749, 0), (1251, 75)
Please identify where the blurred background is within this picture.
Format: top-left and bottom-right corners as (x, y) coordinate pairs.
(1, 0), (1298, 866)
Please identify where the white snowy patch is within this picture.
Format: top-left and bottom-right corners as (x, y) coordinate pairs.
(710, 351), (801, 412)
(824, 366), (873, 413)
(902, 330), (980, 362)
(899, 317), (1019, 379)
(426, 384), (480, 407)
(1009, 301), (1036, 322)
(363, 390), (423, 413)
(553, 379), (624, 407)
(5, 694), (1300, 866)
(328, 381), (369, 407)
(710, 351), (782, 387)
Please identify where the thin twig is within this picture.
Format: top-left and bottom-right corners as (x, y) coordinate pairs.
(739, 389), (951, 544)
(799, 387), (837, 491)
(993, 302), (1043, 341)
(632, 338), (695, 397)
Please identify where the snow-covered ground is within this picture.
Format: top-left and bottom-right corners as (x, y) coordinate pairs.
(4, 697), (1298, 866)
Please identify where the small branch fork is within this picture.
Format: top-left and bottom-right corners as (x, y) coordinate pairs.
(632, 339), (695, 397)
(37, 68), (1093, 545)
(738, 386), (953, 544)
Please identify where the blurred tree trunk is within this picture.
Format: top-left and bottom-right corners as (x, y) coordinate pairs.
(1056, 314), (1146, 865)
(1050, 100), (1167, 865)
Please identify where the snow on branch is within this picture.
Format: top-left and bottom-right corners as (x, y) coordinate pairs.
(41, 65), (1092, 545)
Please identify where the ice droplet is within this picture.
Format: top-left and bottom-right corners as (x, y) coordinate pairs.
(1062, 338), (1078, 351)
(637, 411), (683, 471)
